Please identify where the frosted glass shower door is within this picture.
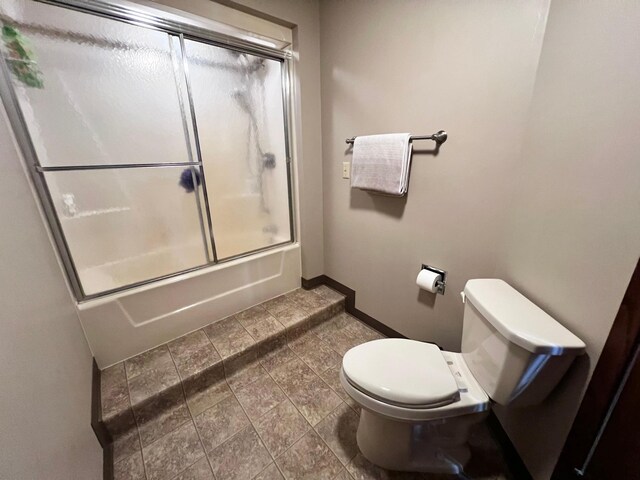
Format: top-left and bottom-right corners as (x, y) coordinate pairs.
(2, 1), (210, 297)
(8, 1), (194, 167)
(44, 167), (208, 295)
(184, 39), (292, 259)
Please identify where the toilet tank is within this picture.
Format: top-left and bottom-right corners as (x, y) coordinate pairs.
(460, 279), (586, 407)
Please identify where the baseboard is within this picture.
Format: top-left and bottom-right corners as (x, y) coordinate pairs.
(91, 358), (113, 480)
(302, 275), (406, 339)
(91, 358), (112, 448)
(486, 411), (533, 480)
(103, 443), (114, 480)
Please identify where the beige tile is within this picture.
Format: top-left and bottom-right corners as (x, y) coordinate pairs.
(235, 304), (269, 324)
(326, 329), (362, 357)
(103, 405), (137, 438)
(262, 294), (295, 316)
(287, 289), (327, 311)
(112, 429), (141, 464)
(125, 345), (173, 379)
(287, 376), (342, 426)
(173, 457), (214, 480)
(168, 330), (222, 380)
(294, 335), (342, 375)
(334, 469), (354, 480)
(274, 307), (309, 328)
(127, 361), (181, 406)
(209, 426), (272, 480)
(313, 285), (346, 302)
(315, 403), (360, 465)
(235, 374), (287, 420)
(242, 314), (286, 343)
(320, 365), (359, 411)
(114, 451), (145, 480)
(254, 463), (285, 480)
(183, 366), (232, 417)
(224, 350), (269, 391)
(342, 320), (384, 343)
(102, 362), (127, 390)
(270, 357), (317, 396)
(203, 316), (255, 359)
(253, 399), (310, 458)
(259, 336), (298, 373)
(134, 388), (191, 447)
(194, 395), (250, 453)
(276, 430), (343, 479)
(101, 363), (130, 419)
(143, 422), (204, 480)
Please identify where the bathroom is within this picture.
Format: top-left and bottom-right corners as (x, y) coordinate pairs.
(1, 0), (639, 479)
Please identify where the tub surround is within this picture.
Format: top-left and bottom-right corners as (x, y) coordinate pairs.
(81, 244), (302, 368)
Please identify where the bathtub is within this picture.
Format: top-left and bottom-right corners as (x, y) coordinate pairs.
(78, 243), (301, 368)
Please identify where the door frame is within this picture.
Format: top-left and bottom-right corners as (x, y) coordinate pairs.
(552, 258), (640, 478)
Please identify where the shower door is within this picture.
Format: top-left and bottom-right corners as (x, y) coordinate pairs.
(0, 0), (293, 299)
(183, 39), (292, 260)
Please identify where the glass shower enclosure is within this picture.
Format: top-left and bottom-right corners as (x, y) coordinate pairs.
(0, 0), (294, 299)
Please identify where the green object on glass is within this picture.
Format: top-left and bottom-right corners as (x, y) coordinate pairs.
(2, 25), (44, 88)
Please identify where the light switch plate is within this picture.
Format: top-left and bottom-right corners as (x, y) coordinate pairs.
(342, 162), (350, 179)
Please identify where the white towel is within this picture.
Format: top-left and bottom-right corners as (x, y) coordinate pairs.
(350, 133), (412, 196)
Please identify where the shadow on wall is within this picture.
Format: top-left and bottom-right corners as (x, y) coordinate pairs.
(494, 352), (591, 473)
(417, 288), (437, 308)
(349, 189), (408, 218)
(346, 146), (442, 219)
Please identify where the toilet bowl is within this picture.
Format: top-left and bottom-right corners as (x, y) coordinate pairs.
(340, 279), (586, 473)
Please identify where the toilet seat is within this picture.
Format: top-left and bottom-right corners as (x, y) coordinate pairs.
(342, 339), (459, 408)
(340, 340), (490, 421)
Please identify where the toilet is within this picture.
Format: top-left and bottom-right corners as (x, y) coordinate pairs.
(340, 279), (586, 474)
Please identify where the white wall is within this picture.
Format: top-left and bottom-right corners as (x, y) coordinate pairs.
(493, 0), (640, 477)
(0, 106), (102, 478)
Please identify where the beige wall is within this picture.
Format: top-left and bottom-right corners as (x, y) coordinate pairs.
(319, 1), (640, 479)
(222, 0), (325, 279)
(493, 0), (640, 477)
(320, 0), (549, 348)
(0, 107), (102, 478)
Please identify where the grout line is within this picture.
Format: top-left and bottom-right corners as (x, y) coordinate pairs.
(165, 344), (213, 480)
(114, 300), (348, 479)
(124, 369), (149, 480)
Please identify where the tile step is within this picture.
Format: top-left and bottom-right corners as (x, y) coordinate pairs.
(99, 285), (347, 441)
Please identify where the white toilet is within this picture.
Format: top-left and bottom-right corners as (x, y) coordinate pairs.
(340, 279), (586, 474)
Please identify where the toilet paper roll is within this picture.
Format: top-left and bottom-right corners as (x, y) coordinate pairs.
(416, 269), (442, 293)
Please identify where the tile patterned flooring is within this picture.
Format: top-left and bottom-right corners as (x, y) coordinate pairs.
(107, 286), (512, 480)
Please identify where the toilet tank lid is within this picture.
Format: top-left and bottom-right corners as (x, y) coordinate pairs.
(464, 279), (586, 355)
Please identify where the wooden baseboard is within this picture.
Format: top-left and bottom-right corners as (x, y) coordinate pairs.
(103, 443), (114, 480)
(91, 359), (112, 448)
(302, 274), (406, 339)
(91, 358), (114, 480)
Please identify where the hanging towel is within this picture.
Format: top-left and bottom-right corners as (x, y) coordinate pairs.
(350, 133), (412, 196)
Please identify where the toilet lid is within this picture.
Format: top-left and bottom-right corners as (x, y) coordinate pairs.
(342, 339), (459, 407)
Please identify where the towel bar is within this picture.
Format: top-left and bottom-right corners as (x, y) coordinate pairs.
(345, 130), (448, 146)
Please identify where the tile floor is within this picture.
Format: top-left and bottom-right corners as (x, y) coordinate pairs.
(111, 287), (512, 480)
(101, 286), (345, 441)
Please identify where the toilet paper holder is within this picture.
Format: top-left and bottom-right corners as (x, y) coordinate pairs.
(421, 264), (447, 295)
